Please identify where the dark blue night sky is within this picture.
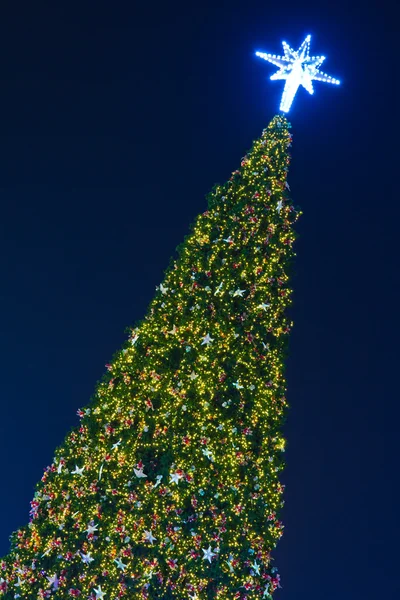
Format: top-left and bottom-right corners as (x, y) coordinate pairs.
(0, 1), (398, 598)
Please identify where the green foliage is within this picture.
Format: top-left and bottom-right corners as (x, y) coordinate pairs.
(0, 116), (300, 600)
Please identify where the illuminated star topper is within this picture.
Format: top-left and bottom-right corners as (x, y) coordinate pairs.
(256, 35), (340, 112)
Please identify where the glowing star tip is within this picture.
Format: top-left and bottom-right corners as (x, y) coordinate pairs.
(256, 34), (340, 112)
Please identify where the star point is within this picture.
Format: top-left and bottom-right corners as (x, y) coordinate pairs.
(169, 471), (184, 484)
(134, 467), (147, 478)
(256, 35), (340, 112)
(201, 333), (214, 346)
(202, 448), (214, 461)
(71, 465), (85, 476)
(202, 545), (217, 563)
(114, 557), (127, 571)
(152, 474), (163, 488)
(85, 522), (99, 536)
(93, 585), (105, 599)
(251, 559), (260, 575)
(226, 555), (235, 572)
(144, 529), (157, 544)
(233, 288), (246, 297)
(214, 282), (224, 295)
(258, 302), (270, 311)
(81, 551), (94, 564)
(46, 573), (59, 590)
(233, 379), (244, 389)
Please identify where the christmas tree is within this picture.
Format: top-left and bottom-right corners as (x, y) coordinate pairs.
(0, 114), (300, 599)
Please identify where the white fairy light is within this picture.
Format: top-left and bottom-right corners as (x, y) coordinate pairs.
(256, 35), (340, 112)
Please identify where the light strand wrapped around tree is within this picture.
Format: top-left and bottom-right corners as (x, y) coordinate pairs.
(0, 115), (300, 600)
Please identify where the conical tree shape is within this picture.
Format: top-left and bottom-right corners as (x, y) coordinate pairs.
(1, 115), (300, 600)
